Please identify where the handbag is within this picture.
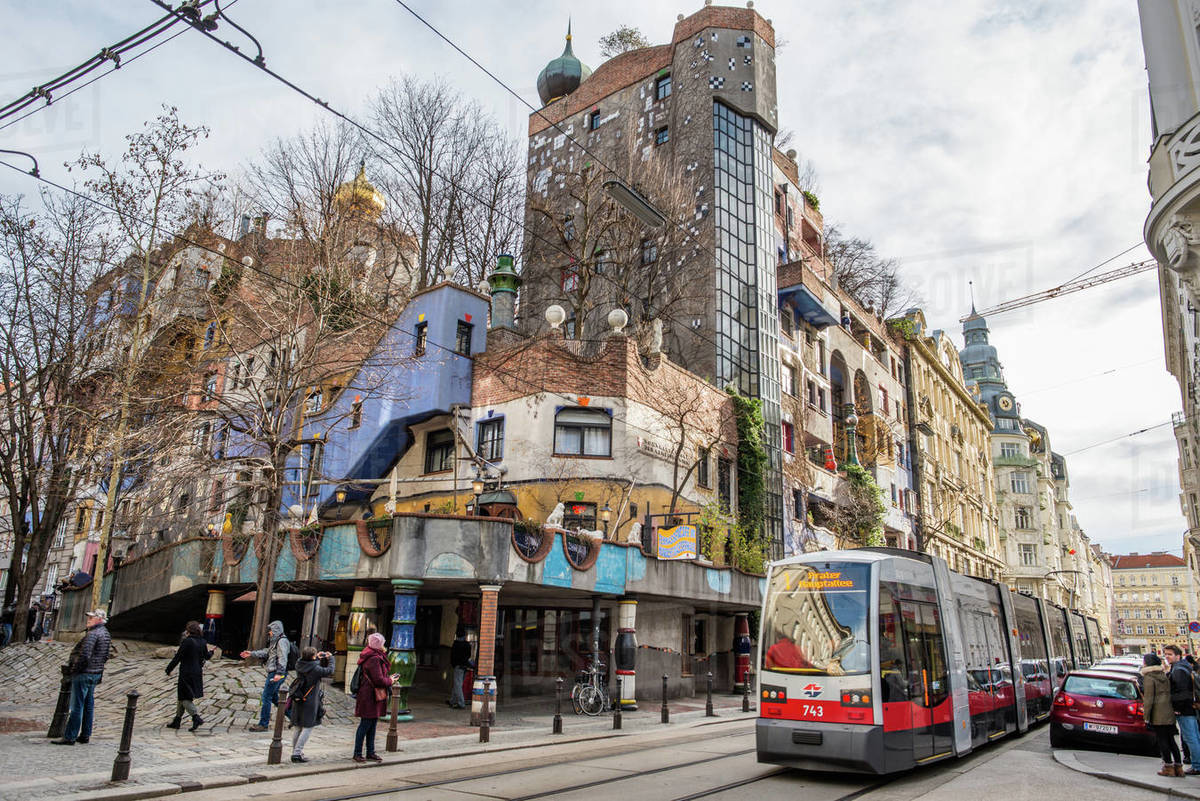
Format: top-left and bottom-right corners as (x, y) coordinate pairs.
(374, 685), (389, 702)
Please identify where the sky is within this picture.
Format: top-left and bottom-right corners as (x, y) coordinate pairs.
(0, 0), (1183, 557)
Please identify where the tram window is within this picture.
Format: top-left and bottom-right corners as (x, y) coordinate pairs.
(878, 582), (909, 702)
(762, 562), (871, 676)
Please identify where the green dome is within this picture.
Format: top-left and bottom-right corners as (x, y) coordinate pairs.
(537, 22), (591, 106)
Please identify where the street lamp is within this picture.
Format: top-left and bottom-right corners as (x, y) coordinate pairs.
(601, 502), (612, 538)
(843, 404), (860, 467)
(471, 476), (485, 516)
(335, 489), (347, 505)
(603, 178), (666, 228)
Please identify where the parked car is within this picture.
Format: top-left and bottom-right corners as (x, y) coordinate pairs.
(1049, 669), (1154, 752)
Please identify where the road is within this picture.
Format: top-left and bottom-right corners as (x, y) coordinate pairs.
(163, 718), (1158, 801)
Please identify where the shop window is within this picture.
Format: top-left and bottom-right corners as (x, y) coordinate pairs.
(424, 428), (455, 473)
(554, 408), (611, 457)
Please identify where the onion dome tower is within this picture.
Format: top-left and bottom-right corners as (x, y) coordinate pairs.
(537, 21), (592, 106)
(333, 160), (385, 221)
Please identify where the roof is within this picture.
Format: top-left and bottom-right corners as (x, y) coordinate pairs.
(1110, 553), (1187, 569)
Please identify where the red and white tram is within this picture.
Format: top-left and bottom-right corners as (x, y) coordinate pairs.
(755, 548), (1106, 774)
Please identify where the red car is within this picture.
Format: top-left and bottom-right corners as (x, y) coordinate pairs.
(1049, 669), (1154, 751)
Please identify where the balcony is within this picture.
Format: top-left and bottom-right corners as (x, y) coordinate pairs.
(994, 454), (1038, 468)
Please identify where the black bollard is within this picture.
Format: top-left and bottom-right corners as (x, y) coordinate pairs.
(47, 664), (71, 739)
(110, 690), (139, 782)
(267, 700), (285, 764)
(613, 676), (622, 730)
(706, 671), (715, 717)
(479, 677), (491, 743)
(553, 676), (563, 735)
(742, 669), (751, 712)
(660, 674), (669, 724)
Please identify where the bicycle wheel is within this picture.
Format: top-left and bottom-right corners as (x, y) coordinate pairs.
(571, 683), (584, 715)
(579, 685), (604, 716)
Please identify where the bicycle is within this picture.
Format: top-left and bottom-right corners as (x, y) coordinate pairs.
(570, 657), (610, 716)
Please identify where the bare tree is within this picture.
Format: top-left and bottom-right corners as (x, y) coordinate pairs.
(0, 193), (112, 639)
(368, 76), (523, 291)
(651, 379), (733, 519)
(824, 224), (919, 319)
(598, 25), (650, 58)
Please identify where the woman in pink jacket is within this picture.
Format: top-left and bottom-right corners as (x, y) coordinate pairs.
(353, 632), (394, 762)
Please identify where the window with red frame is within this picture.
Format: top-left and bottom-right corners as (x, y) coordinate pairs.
(781, 421), (794, 453)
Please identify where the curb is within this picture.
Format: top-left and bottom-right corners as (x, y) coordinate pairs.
(32, 708), (757, 801)
(1052, 750), (1200, 799)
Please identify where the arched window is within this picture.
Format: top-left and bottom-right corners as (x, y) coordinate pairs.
(554, 408), (611, 457)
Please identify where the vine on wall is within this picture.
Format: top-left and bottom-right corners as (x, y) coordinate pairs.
(727, 388), (767, 538)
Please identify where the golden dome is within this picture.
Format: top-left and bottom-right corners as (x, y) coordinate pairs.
(334, 161), (385, 219)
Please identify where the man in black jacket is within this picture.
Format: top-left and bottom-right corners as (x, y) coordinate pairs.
(52, 609), (112, 745)
(448, 626), (472, 710)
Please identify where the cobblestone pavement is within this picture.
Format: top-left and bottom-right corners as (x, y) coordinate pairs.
(0, 641), (750, 800)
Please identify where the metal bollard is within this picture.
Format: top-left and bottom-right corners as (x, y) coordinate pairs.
(613, 676), (622, 730)
(479, 677), (491, 743)
(110, 690), (139, 782)
(742, 669), (751, 712)
(267, 699), (285, 765)
(47, 665), (71, 739)
(386, 683), (400, 752)
(706, 671), (715, 717)
(552, 676), (563, 735)
(660, 674), (669, 724)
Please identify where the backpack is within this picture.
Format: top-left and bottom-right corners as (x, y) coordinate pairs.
(349, 664), (363, 696)
(1191, 668), (1200, 709)
(283, 640), (298, 673)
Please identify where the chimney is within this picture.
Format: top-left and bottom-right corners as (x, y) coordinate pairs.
(487, 254), (522, 330)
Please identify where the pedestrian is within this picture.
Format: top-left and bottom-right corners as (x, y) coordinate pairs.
(26, 605), (39, 642)
(241, 620), (291, 732)
(352, 631), (394, 763)
(164, 621), (213, 732)
(0, 604), (13, 647)
(1164, 644), (1200, 774)
(447, 625), (471, 709)
(287, 647), (333, 763)
(51, 608), (112, 745)
(1143, 653), (1183, 777)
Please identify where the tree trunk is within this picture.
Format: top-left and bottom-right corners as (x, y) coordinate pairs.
(247, 475), (285, 649)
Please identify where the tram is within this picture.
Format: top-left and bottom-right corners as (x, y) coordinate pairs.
(755, 548), (1106, 774)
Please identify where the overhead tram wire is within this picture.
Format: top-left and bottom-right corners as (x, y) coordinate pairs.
(144, 0), (741, 364)
(1062, 420), (1174, 456)
(0, 3), (226, 132)
(0, 158), (733, 471)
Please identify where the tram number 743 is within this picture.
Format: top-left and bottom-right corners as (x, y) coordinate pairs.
(802, 704), (824, 718)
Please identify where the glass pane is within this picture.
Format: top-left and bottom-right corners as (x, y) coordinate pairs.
(762, 562), (871, 676)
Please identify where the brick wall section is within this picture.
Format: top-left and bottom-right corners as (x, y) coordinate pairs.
(671, 5), (775, 48)
(472, 333), (736, 443)
(529, 45), (672, 135)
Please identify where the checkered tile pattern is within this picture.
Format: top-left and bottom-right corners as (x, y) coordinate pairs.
(740, 81), (753, 92)
(736, 35), (752, 48)
(709, 76), (726, 89)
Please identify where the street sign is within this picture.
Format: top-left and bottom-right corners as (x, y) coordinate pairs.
(1189, 621), (1200, 634)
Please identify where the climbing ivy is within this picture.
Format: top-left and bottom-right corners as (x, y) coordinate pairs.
(841, 462), (886, 547)
(727, 388), (767, 537)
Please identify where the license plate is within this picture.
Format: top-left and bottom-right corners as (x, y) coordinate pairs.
(1083, 723), (1118, 734)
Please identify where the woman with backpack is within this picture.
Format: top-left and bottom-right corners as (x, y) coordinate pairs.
(165, 621), (213, 731)
(352, 632), (395, 763)
(1143, 652), (1183, 777)
(287, 647), (333, 763)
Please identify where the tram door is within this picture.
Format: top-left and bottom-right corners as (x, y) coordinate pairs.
(899, 601), (952, 762)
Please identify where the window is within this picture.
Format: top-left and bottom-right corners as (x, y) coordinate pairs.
(349, 397), (363, 429)
(414, 322), (428, 356)
(641, 238), (658, 265)
(793, 489), (803, 519)
(455, 321), (474, 355)
(192, 422), (211, 452)
(1173, 575), (1181, 585)
(781, 364), (796, 396)
(589, 110), (601, 130)
(204, 372), (218, 399)
(1015, 506), (1032, 528)
(477, 418), (504, 461)
(46, 564), (58, 588)
(655, 74), (671, 100)
(228, 362), (240, 390)
(563, 501), (597, 531)
(1011, 472), (1031, 493)
(242, 356), (255, 389)
(817, 388), (827, 412)
(554, 408), (611, 457)
(1001, 442), (1022, 458)
(203, 321), (216, 350)
(697, 447), (711, 488)
(879, 385), (889, 411)
(655, 126), (669, 145)
(806, 379), (818, 408)
(998, 417), (1019, 430)
(304, 388), (322, 414)
(424, 429), (455, 473)
(774, 190), (783, 214)
(1019, 543), (1037, 566)
(178, 492), (190, 512)
(53, 518), (67, 549)
(817, 340), (827, 376)
(781, 421), (794, 453)
(780, 307), (794, 336)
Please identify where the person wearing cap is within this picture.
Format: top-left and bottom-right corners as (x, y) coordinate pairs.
(52, 608), (112, 745)
(241, 620), (291, 732)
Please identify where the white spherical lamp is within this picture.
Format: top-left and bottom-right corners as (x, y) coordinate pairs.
(545, 304), (567, 330)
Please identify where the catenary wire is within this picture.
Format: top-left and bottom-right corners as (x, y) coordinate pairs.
(1062, 420), (1173, 456)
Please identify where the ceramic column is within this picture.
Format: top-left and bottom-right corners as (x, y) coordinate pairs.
(733, 612), (751, 691)
(344, 586), (378, 693)
(203, 589), (224, 647)
(471, 584), (501, 726)
(388, 579), (421, 721)
(615, 598), (638, 709)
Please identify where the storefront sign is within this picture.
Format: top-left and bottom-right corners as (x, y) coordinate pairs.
(657, 524), (697, 560)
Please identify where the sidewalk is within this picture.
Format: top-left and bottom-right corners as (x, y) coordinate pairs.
(0, 640), (755, 800)
(1053, 748), (1200, 798)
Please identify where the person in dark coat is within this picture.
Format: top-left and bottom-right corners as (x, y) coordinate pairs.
(165, 621), (213, 731)
(52, 609), (112, 745)
(352, 632), (394, 762)
(287, 647), (333, 763)
(1143, 653), (1183, 776)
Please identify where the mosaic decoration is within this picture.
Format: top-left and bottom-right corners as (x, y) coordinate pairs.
(741, 81), (754, 92)
(736, 35), (752, 48)
(656, 524), (698, 560)
(709, 76), (726, 89)
(728, 57), (735, 71)
(694, 36), (704, 47)
(744, 55), (753, 64)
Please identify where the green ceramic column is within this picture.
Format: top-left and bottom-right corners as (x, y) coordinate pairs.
(388, 579), (422, 721)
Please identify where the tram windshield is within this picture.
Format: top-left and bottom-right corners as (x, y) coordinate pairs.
(762, 561), (871, 676)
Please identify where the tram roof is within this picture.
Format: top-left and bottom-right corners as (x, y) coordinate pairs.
(768, 547), (933, 569)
